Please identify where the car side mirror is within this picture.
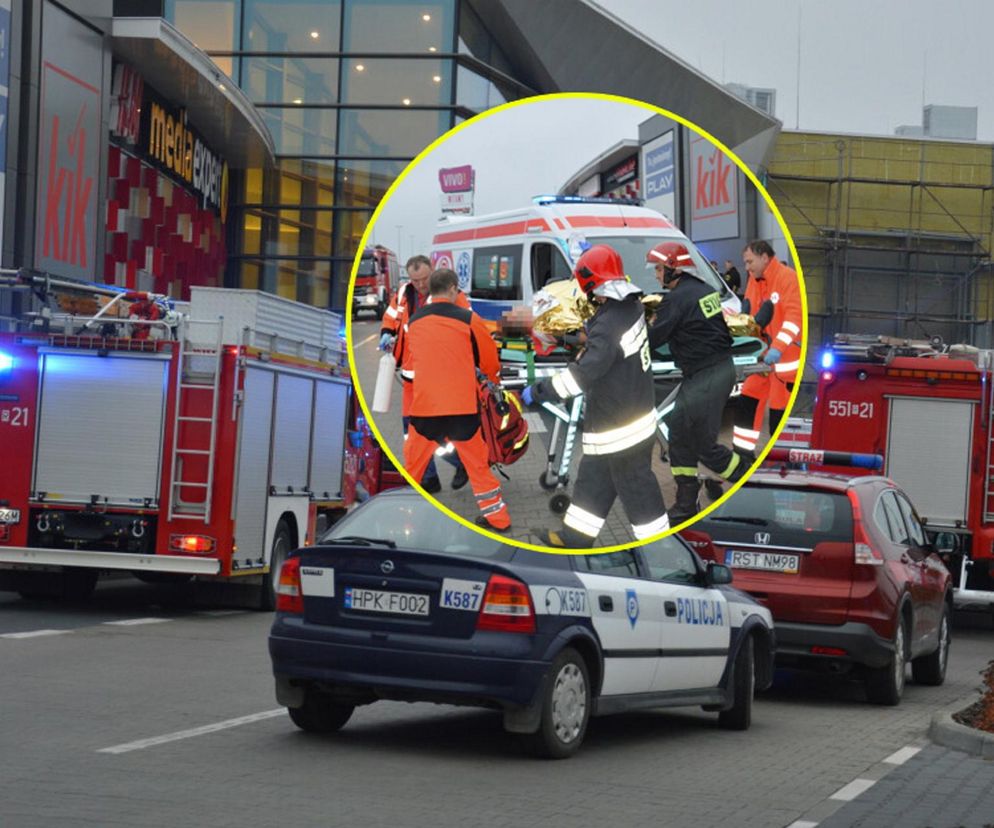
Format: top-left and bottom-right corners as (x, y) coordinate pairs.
(705, 562), (733, 586)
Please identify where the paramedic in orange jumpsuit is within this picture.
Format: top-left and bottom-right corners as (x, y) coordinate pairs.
(403, 268), (511, 532)
(732, 240), (803, 462)
(379, 255), (469, 492)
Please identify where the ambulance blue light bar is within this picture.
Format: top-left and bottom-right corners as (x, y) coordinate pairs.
(532, 194), (644, 207)
(820, 350), (835, 369)
(0, 351), (12, 373)
(767, 448), (883, 470)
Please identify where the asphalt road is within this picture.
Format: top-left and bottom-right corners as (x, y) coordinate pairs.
(2, 579), (992, 828)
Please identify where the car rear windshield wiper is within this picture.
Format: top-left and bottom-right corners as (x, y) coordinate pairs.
(321, 536), (397, 548)
(708, 516), (770, 525)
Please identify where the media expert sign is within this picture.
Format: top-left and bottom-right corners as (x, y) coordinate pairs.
(689, 135), (738, 242)
(438, 164), (474, 193)
(142, 89), (229, 222)
(642, 130), (675, 221)
(35, 1), (103, 281)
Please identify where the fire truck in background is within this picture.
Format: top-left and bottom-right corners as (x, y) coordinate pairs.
(0, 274), (401, 607)
(808, 333), (994, 610)
(352, 245), (400, 320)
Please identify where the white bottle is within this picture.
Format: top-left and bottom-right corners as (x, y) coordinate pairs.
(372, 352), (396, 412)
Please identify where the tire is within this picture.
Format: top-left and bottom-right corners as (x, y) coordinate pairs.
(375, 301), (385, 320)
(521, 647), (590, 759)
(288, 688), (355, 734)
(865, 616), (907, 705)
(912, 604), (950, 686)
(538, 471), (560, 491)
(718, 635), (754, 730)
(259, 520), (292, 612)
(17, 568), (98, 601)
(549, 493), (571, 515)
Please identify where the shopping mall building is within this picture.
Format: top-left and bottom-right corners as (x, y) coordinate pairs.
(0, 0), (780, 325)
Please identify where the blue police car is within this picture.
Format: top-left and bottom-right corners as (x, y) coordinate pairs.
(268, 489), (775, 758)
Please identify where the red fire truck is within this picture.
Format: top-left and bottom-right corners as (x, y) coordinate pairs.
(352, 245), (399, 320)
(0, 278), (401, 607)
(809, 333), (994, 610)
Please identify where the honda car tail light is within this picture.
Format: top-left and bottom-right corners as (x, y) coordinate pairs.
(476, 573), (536, 633)
(275, 556), (304, 614)
(847, 491), (884, 566)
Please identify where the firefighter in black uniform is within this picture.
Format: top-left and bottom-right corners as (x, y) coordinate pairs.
(646, 241), (745, 525)
(522, 244), (669, 548)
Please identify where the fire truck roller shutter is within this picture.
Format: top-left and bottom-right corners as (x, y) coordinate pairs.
(271, 373), (315, 493)
(33, 351), (170, 506)
(309, 378), (351, 500)
(885, 397), (973, 527)
(234, 367), (276, 564)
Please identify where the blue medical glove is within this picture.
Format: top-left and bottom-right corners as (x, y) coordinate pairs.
(378, 333), (396, 351)
(522, 385), (536, 406)
(763, 347), (782, 366)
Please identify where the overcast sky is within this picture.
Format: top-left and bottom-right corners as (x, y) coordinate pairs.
(371, 1), (994, 261)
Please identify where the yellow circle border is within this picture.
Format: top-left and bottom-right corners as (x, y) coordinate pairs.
(345, 92), (808, 555)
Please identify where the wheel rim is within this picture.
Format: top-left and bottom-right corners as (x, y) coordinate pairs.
(938, 614), (949, 671)
(894, 623), (905, 693)
(551, 663), (586, 744)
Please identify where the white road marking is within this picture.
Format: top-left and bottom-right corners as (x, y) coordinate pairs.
(830, 778), (876, 801)
(356, 332), (377, 347)
(785, 821), (819, 828)
(882, 745), (921, 765)
(97, 709), (285, 754)
(102, 618), (171, 626)
(1, 629), (72, 639)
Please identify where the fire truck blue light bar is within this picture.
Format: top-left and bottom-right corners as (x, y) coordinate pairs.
(0, 351), (13, 372)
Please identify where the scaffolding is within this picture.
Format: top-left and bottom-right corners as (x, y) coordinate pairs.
(767, 133), (994, 390)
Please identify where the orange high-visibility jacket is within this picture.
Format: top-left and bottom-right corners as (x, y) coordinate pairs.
(744, 256), (802, 383)
(406, 298), (499, 417)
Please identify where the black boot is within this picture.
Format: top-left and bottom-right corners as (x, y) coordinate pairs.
(704, 478), (724, 501)
(668, 478), (701, 525)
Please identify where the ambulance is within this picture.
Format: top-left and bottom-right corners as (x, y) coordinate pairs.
(430, 195), (740, 320)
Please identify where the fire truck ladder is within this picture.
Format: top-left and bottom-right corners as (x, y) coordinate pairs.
(168, 318), (224, 523)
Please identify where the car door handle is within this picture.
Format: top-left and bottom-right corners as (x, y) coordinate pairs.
(599, 595), (613, 612)
(665, 601), (677, 617)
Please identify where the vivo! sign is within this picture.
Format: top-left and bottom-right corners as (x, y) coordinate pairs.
(438, 164), (474, 193)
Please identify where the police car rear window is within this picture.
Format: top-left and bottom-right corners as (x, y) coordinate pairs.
(700, 486), (853, 547)
(321, 498), (508, 559)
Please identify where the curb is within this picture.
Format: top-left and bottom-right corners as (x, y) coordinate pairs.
(929, 706), (994, 758)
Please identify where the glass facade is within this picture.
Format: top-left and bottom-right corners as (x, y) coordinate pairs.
(166, 0), (537, 308)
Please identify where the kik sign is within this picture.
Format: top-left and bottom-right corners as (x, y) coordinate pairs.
(689, 135), (739, 241)
(438, 164), (474, 193)
(36, 60), (100, 279)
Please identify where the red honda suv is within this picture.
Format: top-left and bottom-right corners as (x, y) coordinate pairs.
(683, 469), (952, 705)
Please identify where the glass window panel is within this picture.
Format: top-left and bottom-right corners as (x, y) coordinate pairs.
(456, 64), (509, 112)
(167, 0), (240, 79)
(244, 167), (264, 203)
(341, 58), (451, 106)
(337, 159), (405, 210)
(243, 209), (264, 254)
(244, 0), (341, 52)
(339, 108), (449, 157)
(334, 209), (373, 257)
(263, 209), (334, 257)
(343, 0), (454, 52)
(240, 260), (261, 290)
(277, 159), (336, 207)
(244, 57), (339, 105)
(260, 107), (337, 155)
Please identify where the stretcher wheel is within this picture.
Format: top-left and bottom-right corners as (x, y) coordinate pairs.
(539, 471), (560, 491)
(549, 493), (571, 515)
